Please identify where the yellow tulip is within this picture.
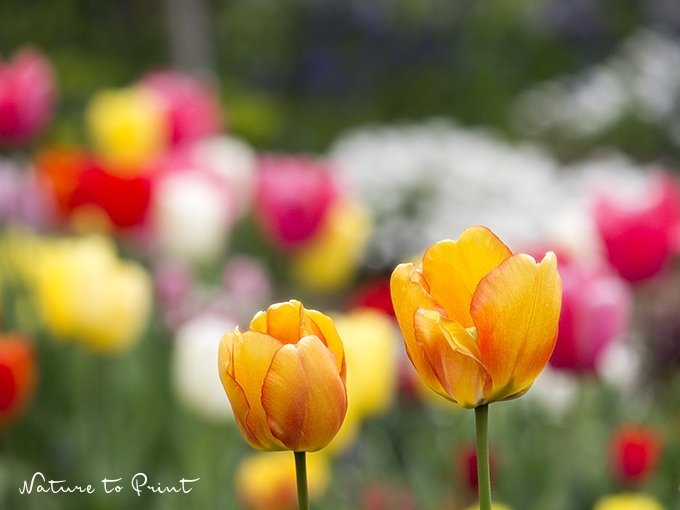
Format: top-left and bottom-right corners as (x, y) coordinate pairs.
(235, 451), (330, 510)
(32, 235), (152, 354)
(218, 300), (347, 452)
(390, 226), (562, 409)
(85, 86), (167, 171)
(290, 200), (373, 293)
(327, 308), (397, 453)
(593, 493), (666, 510)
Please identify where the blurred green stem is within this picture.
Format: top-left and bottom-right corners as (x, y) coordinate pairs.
(475, 404), (492, 510)
(294, 451), (309, 510)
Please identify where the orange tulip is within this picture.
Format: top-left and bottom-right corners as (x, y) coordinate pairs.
(218, 300), (347, 452)
(390, 226), (562, 409)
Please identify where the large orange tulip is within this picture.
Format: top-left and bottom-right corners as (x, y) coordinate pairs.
(390, 226), (562, 409)
(218, 300), (347, 452)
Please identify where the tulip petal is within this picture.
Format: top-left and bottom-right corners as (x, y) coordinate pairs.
(472, 252), (562, 401)
(219, 330), (286, 450)
(305, 309), (345, 375)
(250, 300), (303, 344)
(413, 309), (491, 408)
(391, 263), (447, 397)
(262, 335), (347, 451)
(218, 339), (263, 448)
(421, 227), (512, 328)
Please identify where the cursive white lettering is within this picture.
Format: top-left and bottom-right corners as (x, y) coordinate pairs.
(19, 472), (94, 494)
(179, 478), (199, 493)
(102, 478), (123, 493)
(131, 473), (147, 496)
(19, 472), (45, 494)
(130, 473), (199, 496)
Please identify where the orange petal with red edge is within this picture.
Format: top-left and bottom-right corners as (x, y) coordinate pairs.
(421, 227), (512, 328)
(224, 330), (286, 450)
(390, 263), (446, 396)
(305, 309), (345, 375)
(472, 252), (562, 402)
(413, 309), (491, 408)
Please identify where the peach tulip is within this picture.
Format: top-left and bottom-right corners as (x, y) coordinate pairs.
(218, 300), (347, 451)
(390, 226), (562, 408)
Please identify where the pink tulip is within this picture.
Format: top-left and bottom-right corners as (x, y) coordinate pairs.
(550, 261), (632, 373)
(254, 155), (338, 250)
(138, 70), (222, 147)
(593, 172), (680, 282)
(0, 47), (57, 147)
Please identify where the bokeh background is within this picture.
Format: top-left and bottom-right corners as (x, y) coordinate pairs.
(2, 1), (680, 509)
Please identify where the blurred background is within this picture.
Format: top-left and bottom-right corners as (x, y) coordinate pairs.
(2, 0), (680, 509)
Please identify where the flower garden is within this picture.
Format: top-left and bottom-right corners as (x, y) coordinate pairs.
(2, 1), (680, 510)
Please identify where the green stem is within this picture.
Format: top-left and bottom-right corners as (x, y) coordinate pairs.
(475, 404), (492, 510)
(294, 451), (309, 510)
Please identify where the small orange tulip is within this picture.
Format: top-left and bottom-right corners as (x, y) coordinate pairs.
(218, 300), (347, 452)
(390, 226), (562, 408)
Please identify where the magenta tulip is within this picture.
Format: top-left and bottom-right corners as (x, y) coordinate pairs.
(550, 261), (632, 373)
(593, 173), (680, 282)
(254, 156), (338, 250)
(138, 70), (222, 147)
(0, 47), (56, 147)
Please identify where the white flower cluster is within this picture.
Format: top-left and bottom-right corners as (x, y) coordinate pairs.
(330, 118), (661, 269)
(511, 29), (680, 140)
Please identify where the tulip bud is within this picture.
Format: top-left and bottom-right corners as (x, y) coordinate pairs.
(218, 300), (347, 452)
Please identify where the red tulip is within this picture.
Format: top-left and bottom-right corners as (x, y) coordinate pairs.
(348, 276), (395, 317)
(0, 46), (56, 147)
(593, 173), (680, 282)
(609, 424), (662, 486)
(138, 70), (222, 147)
(456, 442), (498, 495)
(254, 156), (338, 250)
(0, 334), (37, 426)
(35, 146), (151, 229)
(549, 261), (632, 373)
(73, 160), (152, 228)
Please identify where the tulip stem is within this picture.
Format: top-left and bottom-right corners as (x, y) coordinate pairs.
(475, 404), (492, 510)
(294, 451), (309, 510)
